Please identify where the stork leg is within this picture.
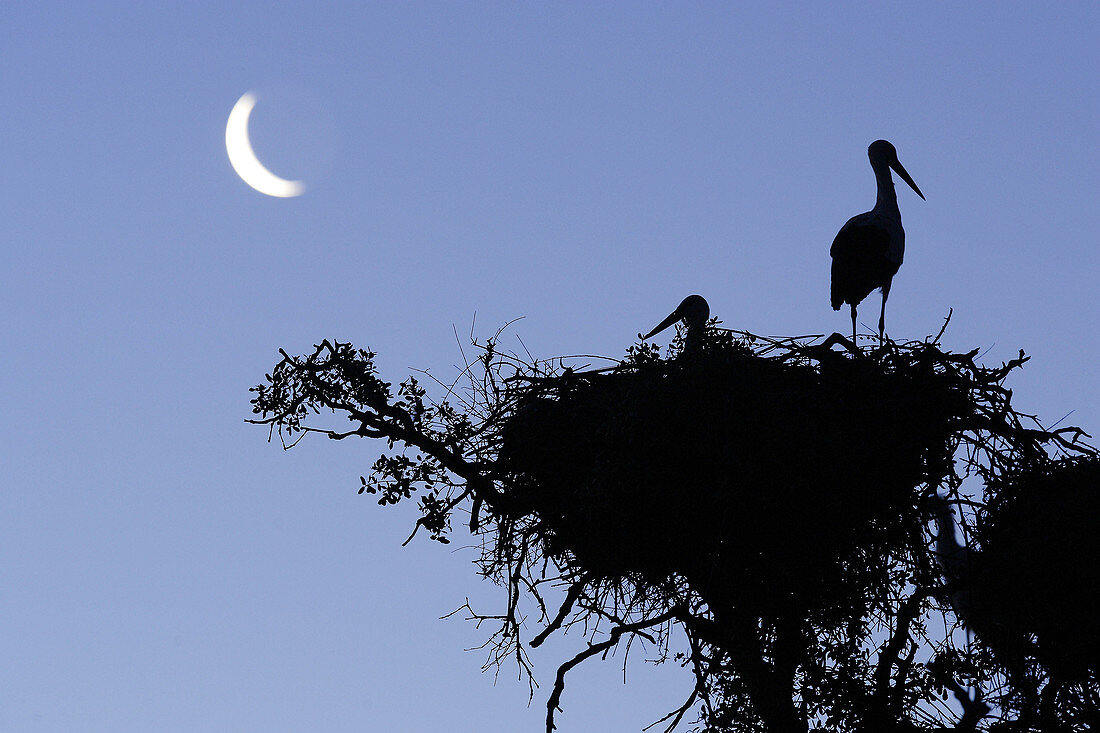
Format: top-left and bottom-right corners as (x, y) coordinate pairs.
(850, 304), (857, 344)
(879, 285), (891, 343)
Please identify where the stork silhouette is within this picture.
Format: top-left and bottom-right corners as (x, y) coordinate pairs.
(640, 294), (710, 353)
(929, 493), (991, 725)
(930, 492), (974, 622)
(830, 140), (924, 342)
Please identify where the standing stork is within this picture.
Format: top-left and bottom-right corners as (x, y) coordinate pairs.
(640, 294), (710, 353)
(831, 140), (924, 342)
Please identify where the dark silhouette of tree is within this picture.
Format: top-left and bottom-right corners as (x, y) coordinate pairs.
(249, 317), (1097, 733)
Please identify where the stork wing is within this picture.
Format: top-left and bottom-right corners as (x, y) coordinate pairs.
(830, 222), (893, 310)
(830, 219), (890, 260)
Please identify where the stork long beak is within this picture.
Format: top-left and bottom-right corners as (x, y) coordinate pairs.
(891, 159), (925, 200)
(641, 309), (682, 340)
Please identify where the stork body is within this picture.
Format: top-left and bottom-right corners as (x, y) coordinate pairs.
(930, 492), (978, 629)
(830, 140), (924, 342)
(640, 294), (710, 353)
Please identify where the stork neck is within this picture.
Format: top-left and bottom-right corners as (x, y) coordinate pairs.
(934, 510), (961, 555)
(933, 504), (969, 579)
(683, 323), (704, 353)
(872, 162), (901, 219)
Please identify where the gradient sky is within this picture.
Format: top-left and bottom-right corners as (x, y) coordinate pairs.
(2, 3), (1098, 731)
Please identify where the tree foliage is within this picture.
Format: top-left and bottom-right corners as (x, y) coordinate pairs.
(249, 320), (1097, 732)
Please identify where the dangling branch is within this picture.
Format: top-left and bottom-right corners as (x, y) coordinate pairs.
(546, 607), (684, 733)
(531, 576), (591, 648)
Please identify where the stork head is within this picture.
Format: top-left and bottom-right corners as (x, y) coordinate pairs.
(868, 139), (925, 200)
(641, 294), (710, 341)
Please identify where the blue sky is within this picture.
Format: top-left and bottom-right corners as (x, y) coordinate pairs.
(2, 3), (1097, 731)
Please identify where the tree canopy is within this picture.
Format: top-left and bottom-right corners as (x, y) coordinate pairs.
(249, 320), (1098, 732)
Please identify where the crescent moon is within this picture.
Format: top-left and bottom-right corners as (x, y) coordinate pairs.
(225, 92), (305, 198)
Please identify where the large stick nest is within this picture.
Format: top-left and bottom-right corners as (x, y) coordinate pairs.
(497, 330), (967, 624)
(972, 456), (1100, 683)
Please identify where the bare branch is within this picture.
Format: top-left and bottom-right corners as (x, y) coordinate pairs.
(546, 607), (684, 733)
